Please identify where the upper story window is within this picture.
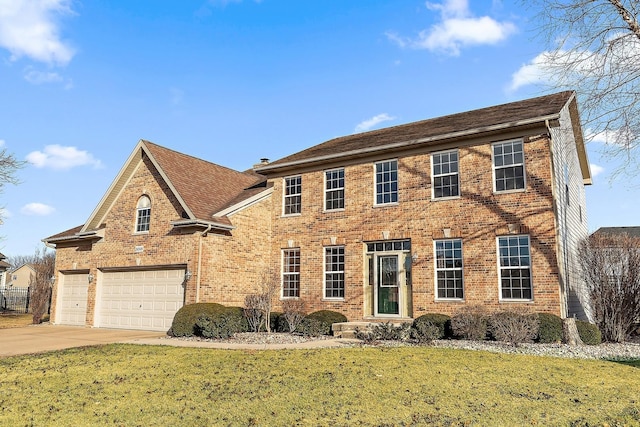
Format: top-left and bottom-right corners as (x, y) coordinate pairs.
(283, 176), (302, 215)
(135, 195), (151, 233)
(497, 235), (532, 300)
(325, 168), (345, 211)
(434, 239), (464, 299)
(282, 248), (301, 298)
(493, 140), (525, 192)
(432, 150), (459, 199)
(375, 160), (398, 205)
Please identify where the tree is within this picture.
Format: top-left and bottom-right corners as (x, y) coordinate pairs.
(577, 232), (640, 342)
(243, 269), (279, 333)
(27, 247), (55, 324)
(0, 147), (25, 225)
(525, 0), (640, 177)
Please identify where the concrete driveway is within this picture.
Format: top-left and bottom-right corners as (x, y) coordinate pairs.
(0, 324), (165, 357)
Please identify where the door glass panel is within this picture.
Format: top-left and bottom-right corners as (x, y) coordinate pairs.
(378, 255), (399, 315)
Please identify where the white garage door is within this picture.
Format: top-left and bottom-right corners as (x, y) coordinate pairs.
(98, 269), (185, 332)
(57, 273), (89, 326)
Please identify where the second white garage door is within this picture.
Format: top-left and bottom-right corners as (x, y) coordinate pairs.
(97, 269), (185, 332)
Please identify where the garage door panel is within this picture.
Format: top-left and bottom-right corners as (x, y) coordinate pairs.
(57, 273), (89, 326)
(98, 269), (185, 332)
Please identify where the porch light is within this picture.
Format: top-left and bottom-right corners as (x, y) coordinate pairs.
(49, 275), (56, 285)
(88, 273), (94, 283)
(184, 270), (193, 282)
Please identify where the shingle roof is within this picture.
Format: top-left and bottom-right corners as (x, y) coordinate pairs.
(258, 91), (575, 172)
(143, 141), (265, 221)
(593, 227), (640, 238)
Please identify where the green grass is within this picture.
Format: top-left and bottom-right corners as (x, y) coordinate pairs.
(0, 313), (33, 328)
(1, 345), (639, 426)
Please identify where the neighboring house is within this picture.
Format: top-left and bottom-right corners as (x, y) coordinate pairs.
(0, 253), (10, 288)
(592, 227), (640, 239)
(6, 264), (36, 289)
(44, 91), (592, 331)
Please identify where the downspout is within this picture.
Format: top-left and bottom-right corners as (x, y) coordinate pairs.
(196, 224), (212, 303)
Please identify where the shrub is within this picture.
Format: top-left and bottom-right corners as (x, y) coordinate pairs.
(488, 309), (540, 345)
(451, 306), (488, 341)
(411, 313), (451, 342)
(244, 294), (264, 332)
(195, 306), (248, 339)
(168, 303), (226, 337)
(298, 310), (347, 336)
(536, 313), (563, 343)
(355, 322), (411, 342)
(268, 312), (283, 332)
(575, 320), (602, 345)
(281, 299), (307, 333)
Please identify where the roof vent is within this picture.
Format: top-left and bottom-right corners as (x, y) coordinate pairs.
(253, 158), (270, 169)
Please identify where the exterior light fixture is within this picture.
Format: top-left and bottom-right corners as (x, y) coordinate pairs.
(184, 270), (192, 282)
(88, 273), (94, 283)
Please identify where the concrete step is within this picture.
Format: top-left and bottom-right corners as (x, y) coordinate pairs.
(332, 319), (414, 338)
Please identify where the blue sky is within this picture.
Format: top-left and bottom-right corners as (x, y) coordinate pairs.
(0, 0), (634, 258)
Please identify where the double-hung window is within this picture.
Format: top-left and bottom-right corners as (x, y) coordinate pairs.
(493, 140), (525, 192)
(283, 176), (302, 215)
(498, 235), (532, 300)
(282, 248), (300, 298)
(135, 195), (151, 233)
(324, 246), (345, 299)
(325, 168), (344, 211)
(375, 160), (398, 205)
(435, 239), (463, 299)
(432, 150), (459, 199)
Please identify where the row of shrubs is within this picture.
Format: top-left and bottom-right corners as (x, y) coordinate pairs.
(168, 303), (347, 339)
(357, 309), (602, 345)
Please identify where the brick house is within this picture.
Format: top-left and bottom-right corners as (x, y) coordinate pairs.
(45, 91), (591, 331)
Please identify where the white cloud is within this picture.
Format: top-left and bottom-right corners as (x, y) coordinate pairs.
(23, 69), (63, 84)
(0, 139), (5, 148)
(0, 0), (75, 66)
(590, 163), (604, 178)
(355, 113), (396, 133)
(21, 203), (55, 216)
(387, 0), (515, 56)
(0, 208), (11, 218)
(26, 145), (102, 170)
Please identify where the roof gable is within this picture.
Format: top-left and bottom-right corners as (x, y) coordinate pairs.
(82, 140), (264, 232)
(257, 91), (579, 173)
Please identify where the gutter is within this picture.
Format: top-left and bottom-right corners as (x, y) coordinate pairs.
(255, 114), (561, 173)
(170, 219), (235, 231)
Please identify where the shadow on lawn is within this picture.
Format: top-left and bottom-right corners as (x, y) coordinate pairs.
(606, 359), (640, 369)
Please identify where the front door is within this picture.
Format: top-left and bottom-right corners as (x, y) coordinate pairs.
(377, 255), (399, 315)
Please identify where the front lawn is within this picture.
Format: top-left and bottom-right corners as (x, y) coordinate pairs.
(1, 345), (639, 426)
(0, 313), (32, 329)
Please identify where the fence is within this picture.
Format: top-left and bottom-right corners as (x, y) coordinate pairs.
(0, 287), (30, 314)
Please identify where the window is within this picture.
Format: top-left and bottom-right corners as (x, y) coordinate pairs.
(324, 246), (345, 299)
(325, 168), (345, 211)
(435, 239), (464, 299)
(432, 150), (459, 198)
(283, 176), (302, 215)
(375, 160), (398, 205)
(498, 235), (532, 300)
(282, 248), (300, 298)
(135, 195), (151, 233)
(493, 140), (525, 192)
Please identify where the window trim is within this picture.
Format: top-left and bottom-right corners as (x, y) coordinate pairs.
(373, 159), (399, 206)
(431, 149), (460, 200)
(324, 168), (345, 212)
(134, 195), (151, 234)
(497, 234), (533, 301)
(492, 139), (526, 194)
(434, 238), (464, 301)
(281, 248), (301, 299)
(282, 175), (302, 216)
(323, 245), (345, 300)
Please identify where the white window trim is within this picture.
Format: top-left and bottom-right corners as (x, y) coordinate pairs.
(281, 248), (301, 299)
(496, 235), (534, 302)
(373, 159), (399, 207)
(323, 245), (345, 300)
(491, 139), (527, 194)
(323, 168), (345, 212)
(134, 195), (151, 234)
(282, 175), (302, 217)
(431, 149), (461, 200)
(433, 239), (464, 301)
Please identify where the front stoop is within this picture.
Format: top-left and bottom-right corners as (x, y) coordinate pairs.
(332, 319), (414, 339)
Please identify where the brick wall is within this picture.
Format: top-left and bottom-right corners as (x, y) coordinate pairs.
(269, 134), (563, 320)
